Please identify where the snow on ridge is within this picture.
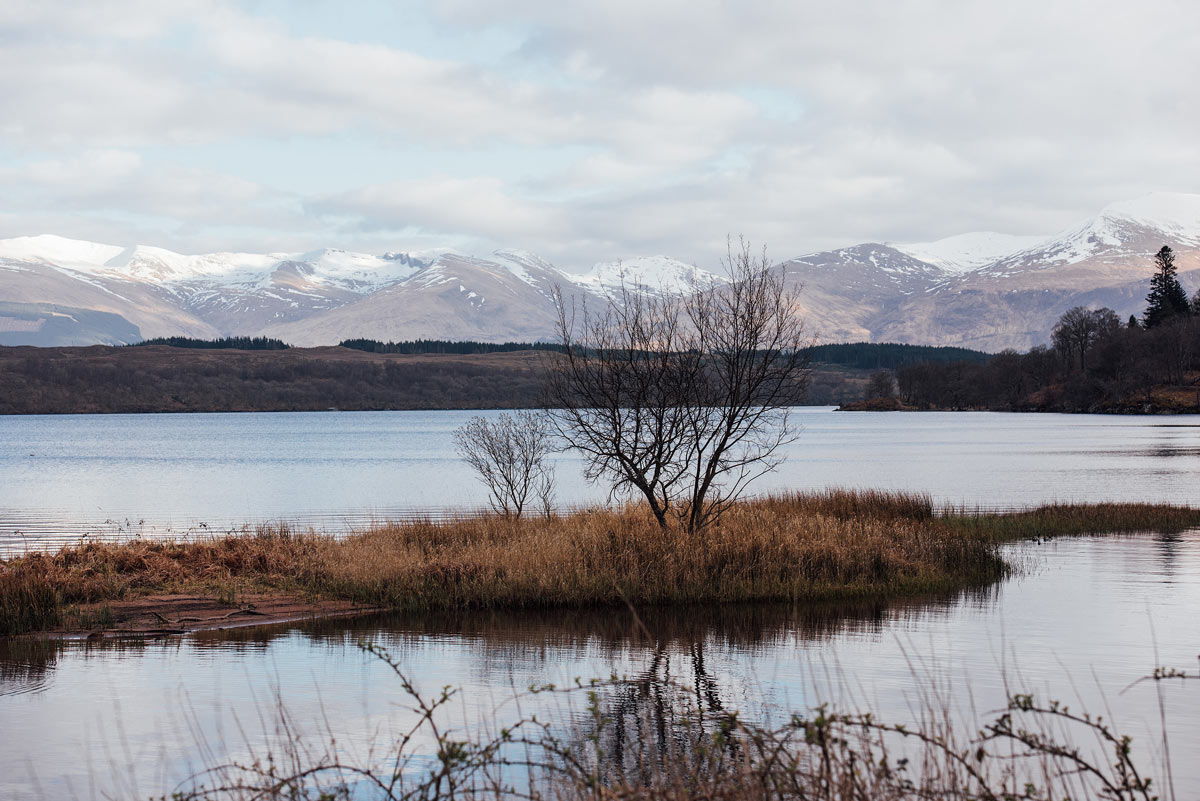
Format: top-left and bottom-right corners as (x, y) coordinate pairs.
(1098, 192), (1200, 238)
(0, 235), (430, 291)
(489, 249), (566, 287)
(984, 192), (1200, 274)
(295, 248), (421, 289)
(892, 232), (1048, 274)
(7, 192), (1200, 298)
(572, 255), (726, 294)
(0, 234), (125, 271)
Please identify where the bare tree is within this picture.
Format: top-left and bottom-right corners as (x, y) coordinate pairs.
(865, 370), (895, 400)
(453, 410), (556, 518)
(1051, 306), (1119, 372)
(545, 238), (810, 533)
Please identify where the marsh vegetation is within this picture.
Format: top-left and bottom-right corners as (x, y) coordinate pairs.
(5, 490), (1199, 636)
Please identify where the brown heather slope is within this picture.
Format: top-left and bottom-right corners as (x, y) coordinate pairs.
(0, 345), (551, 413)
(0, 345), (873, 413)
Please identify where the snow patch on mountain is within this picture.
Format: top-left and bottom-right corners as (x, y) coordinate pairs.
(1099, 192), (1200, 241)
(295, 248), (423, 290)
(490, 249), (564, 288)
(572, 256), (726, 295)
(0, 236), (431, 293)
(893, 232), (1047, 274)
(0, 234), (125, 271)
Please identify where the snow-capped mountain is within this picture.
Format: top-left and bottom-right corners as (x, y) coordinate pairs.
(979, 193), (1200, 279)
(1, 192), (1198, 350)
(0, 235), (427, 291)
(876, 192), (1200, 349)
(261, 251), (574, 345)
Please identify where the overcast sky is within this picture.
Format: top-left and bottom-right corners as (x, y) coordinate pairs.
(1, 0), (1198, 270)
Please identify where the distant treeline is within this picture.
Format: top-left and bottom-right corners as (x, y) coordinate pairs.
(132, 336), (291, 350)
(339, 338), (563, 355)
(124, 336), (989, 372)
(338, 338), (989, 367)
(805, 342), (990, 370)
(891, 311), (1200, 413)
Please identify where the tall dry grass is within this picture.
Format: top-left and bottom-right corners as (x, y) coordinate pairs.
(0, 530), (319, 635)
(944, 501), (1200, 541)
(4, 490), (1199, 636)
(313, 493), (995, 611)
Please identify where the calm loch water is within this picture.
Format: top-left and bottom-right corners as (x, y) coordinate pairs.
(2, 533), (1199, 799)
(1, 409), (1199, 798)
(2, 408), (1199, 550)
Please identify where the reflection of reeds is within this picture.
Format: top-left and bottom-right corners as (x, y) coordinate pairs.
(172, 641), (1196, 800)
(3, 490), (1199, 636)
(0, 637), (58, 688)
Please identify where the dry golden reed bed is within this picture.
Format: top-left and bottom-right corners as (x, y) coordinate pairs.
(4, 490), (1200, 636)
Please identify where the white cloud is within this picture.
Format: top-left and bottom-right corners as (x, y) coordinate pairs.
(1, 0), (1199, 265)
(310, 176), (567, 242)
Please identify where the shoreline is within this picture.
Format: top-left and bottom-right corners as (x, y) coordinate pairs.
(41, 593), (385, 640)
(836, 400), (1200, 413)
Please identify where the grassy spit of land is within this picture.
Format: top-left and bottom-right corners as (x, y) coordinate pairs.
(3, 489), (1200, 637)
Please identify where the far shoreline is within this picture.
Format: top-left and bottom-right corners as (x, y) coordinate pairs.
(835, 398), (1200, 414)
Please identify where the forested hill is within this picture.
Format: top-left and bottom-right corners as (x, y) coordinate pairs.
(805, 342), (991, 370)
(0, 343), (883, 414)
(0, 346), (550, 414)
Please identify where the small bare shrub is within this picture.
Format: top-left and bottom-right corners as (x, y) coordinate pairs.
(453, 410), (557, 519)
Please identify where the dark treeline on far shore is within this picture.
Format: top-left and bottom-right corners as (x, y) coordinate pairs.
(877, 252), (1200, 413)
(340, 339), (991, 368)
(892, 313), (1200, 413)
(338, 338), (564, 354)
(7, 325), (1195, 414)
(805, 342), (989, 370)
(130, 335), (292, 350)
(133, 335), (987, 367)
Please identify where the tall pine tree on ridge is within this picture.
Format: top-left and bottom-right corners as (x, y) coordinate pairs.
(1142, 245), (1192, 328)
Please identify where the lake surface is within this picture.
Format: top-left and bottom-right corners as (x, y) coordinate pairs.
(3, 408), (1200, 552)
(2, 410), (1200, 798)
(2, 532), (1199, 799)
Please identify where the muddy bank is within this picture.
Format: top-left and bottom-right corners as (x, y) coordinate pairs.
(49, 592), (381, 639)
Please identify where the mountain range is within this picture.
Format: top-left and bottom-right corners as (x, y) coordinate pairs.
(2, 193), (1198, 351)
